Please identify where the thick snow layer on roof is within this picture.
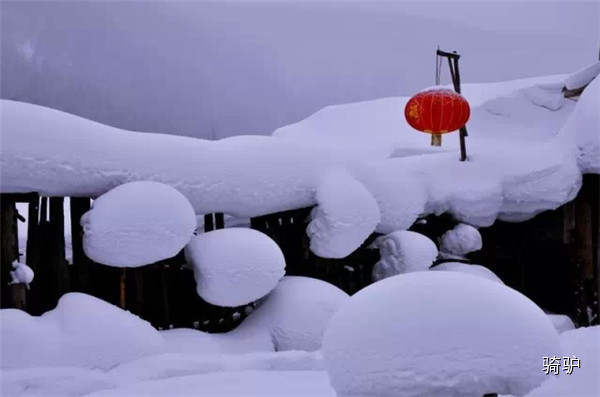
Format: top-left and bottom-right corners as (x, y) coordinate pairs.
(564, 61), (600, 90)
(185, 228), (285, 307)
(431, 262), (503, 284)
(559, 74), (600, 174)
(323, 272), (560, 397)
(0, 100), (366, 217)
(371, 231), (438, 281)
(223, 276), (349, 353)
(82, 181), (196, 267)
(273, 74), (570, 156)
(1, 71), (598, 258)
(308, 168), (380, 258)
(0, 293), (165, 371)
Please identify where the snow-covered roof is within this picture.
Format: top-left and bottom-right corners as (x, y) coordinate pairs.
(1, 70), (598, 257)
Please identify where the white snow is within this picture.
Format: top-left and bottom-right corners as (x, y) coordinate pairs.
(564, 60), (600, 90)
(107, 350), (324, 385)
(558, 74), (600, 174)
(431, 262), (504, 284)
(184, 228), (285, 307)
(0, 293), (165, 371)
(526, 326), (599, 397)
(160, 328), (223, 356)
(220, 277), (349, 353)
(323, 272), (561, 397)
(371, 230), (438, 281)
(0, 367), (116, 397)
(546, 314), (576, 334)
(81, 181), (196, 267)
(439, 223), (482, 258)
(88, 370), (334, 397)
(8, 260), (34, 287)
(308, 168), (380, 258)
(1, 70), (599, 258)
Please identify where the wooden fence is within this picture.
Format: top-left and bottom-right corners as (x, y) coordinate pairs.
(1, 174), (598, 330)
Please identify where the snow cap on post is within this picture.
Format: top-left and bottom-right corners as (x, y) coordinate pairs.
(81, 181), (197, 267)
(185, 228), (285, 307)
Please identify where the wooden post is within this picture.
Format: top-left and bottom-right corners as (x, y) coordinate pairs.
(563, 176), (596, 326)
(49, 197), (69, 304)
(436, 48), (468, 161)
(70, 197), (92, 292)
(119, 268), (126, 309)
(215, 213), (225, 230)
(0, 196), (24, 309)
(204, 214), (214, 232)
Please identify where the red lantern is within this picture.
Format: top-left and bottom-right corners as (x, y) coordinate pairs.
(404, 89), (470, 146)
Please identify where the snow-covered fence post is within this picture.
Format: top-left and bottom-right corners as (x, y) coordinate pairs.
(70, 197), (92, 292)
(0, 194), (25, 309)
(48, 197), (69, 304)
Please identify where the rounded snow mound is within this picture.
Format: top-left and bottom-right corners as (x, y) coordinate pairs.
(431, 262), (503, 284)
(439, 223), (482, 257)
(372, 230), (438, 281)
(323, 272), (560, 397)
(185, 228), (285, 307)
(0, 293), (165, 370)
(82, 181), (196, 267)
(308, 168), (380, 259)
(230, 276), (349, 352)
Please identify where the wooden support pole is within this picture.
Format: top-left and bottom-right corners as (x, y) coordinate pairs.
(49, 197), (68, 304)
(437, 48), (469, 160)
(70, 197), (92, 292)
(120, 268), (126, 309)
(204, 214), (214, 232)
(0, 196), (25, 309)
(215, 213), (225, 230)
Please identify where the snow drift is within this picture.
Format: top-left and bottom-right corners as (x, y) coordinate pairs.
(323, 272), (561, 397)
(0, 293), (165, 371)
(218, 276), (349, 353)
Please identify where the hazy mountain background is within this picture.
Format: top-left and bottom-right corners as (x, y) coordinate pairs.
(1, 1), (598, 138)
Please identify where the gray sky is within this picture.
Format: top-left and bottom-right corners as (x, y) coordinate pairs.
(2, 1), (598, 138)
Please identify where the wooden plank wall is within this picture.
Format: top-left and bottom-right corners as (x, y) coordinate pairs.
(2, 175), (598, 329)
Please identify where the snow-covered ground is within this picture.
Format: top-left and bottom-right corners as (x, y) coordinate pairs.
(0, 290), (597, 397)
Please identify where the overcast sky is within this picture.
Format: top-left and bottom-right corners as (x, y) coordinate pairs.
(1, 1), (598, 138)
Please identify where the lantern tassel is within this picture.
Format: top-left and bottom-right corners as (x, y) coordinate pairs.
(431, 134), (442, 147)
